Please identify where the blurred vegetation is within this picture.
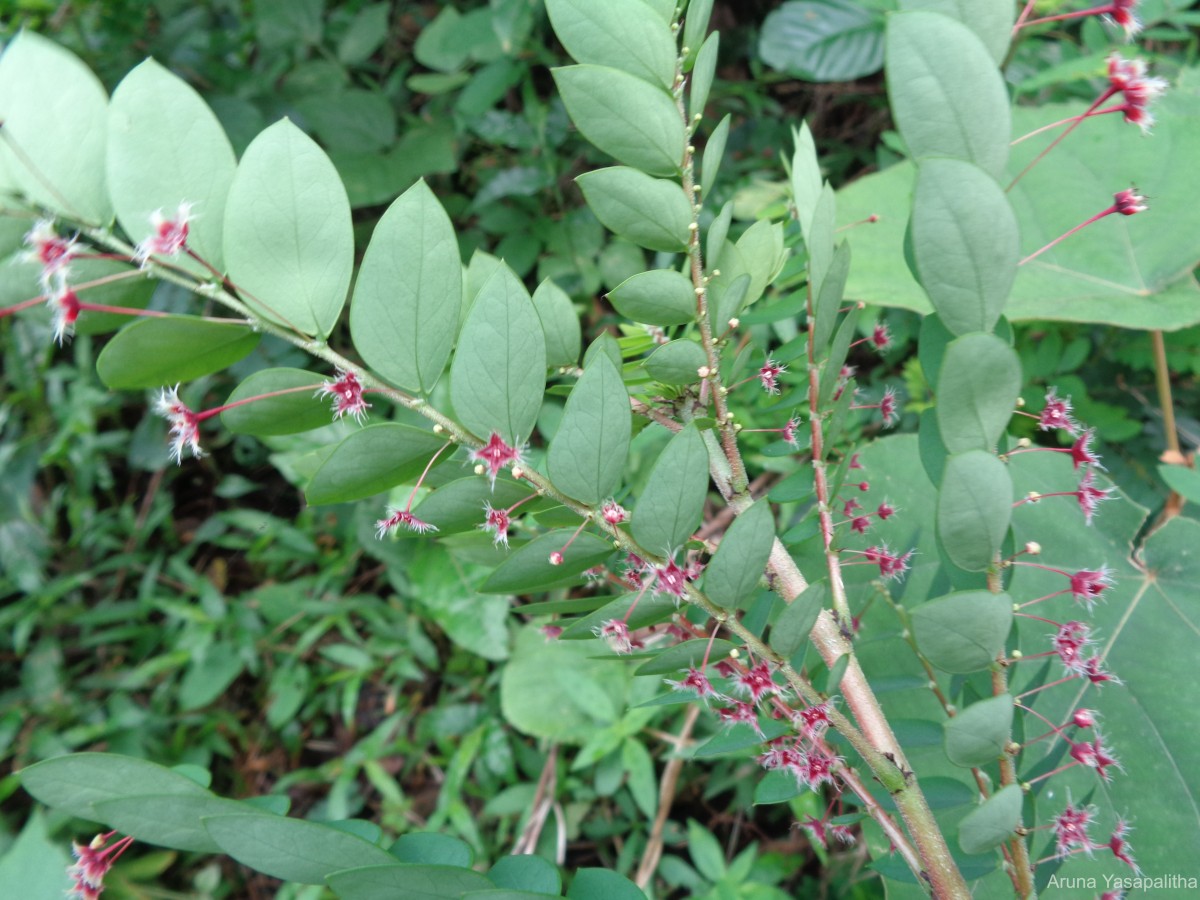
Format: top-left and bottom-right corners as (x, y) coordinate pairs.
(1, 1), (1197, 898)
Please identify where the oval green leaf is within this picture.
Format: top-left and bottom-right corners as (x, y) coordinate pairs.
(0, 32), (111, 223)
(910, 590), (1013, 673)
(93, 794), (273, 854)
(898, 0), (1013, 65)
(576, 167), (692, 253)
(96, 316), (259, 390)
(911, 159), (1018, 337)
(450, 263), (545, 446)
(631, 422), (710, 554)
(220, 367), (330, 436)
(936, 450), (1012, 572)
(350, 180), (463, 394)
(223, 119), (353, 338)
(608, 269), (696, 326)
(957, 784), (1023, 855)
(489, 854), (562, 894)
(108, 58), (236, 269)
(635, 638), (739, 676)
(704, 500), (775, 609)
(532, 278), (582, 369)
(943, 693), (1013, 767)
(412, 477), (531, 535)
(936, 332), (1020, 453)
(548, 354), (631, 505)
(886, 11), (1010, 178)
(482, 530), (614, 594)
(552, 65), (685, 177)
(327, 864), (494, 898)
(545, 0), (678, 89)
(645, 339), (707, 385)
(760, 0), (884, 83)
(305, 424), (449, 506)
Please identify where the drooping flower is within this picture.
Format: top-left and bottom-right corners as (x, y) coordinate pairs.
(782, 415), (802, 449)
(668, 666), (719, 700)
(1068, 567), (1114, 609)
(1069, 733), (1122, 782)
(1053, 620), (1095, 673)
(47, 286), (82, 345)
(134, 202), (193, 263)
(1104, 0), (1142, 40)
(870, 322), (892, 352)
(1053, 801), (1097, 859)
(879, 386), (899, 426)
(24, 218), (77, 291)
(1069, 428), (1103, 469)
(315, 368), (371, 422)
(1073, 708), (1099, 729)
(68, 831), (134, 899)
(796, 701), (832, 738)
(481, 502), (511, 547)
(1107, 818), (1139, 872)
(1039, 388), (1077, 433)
(653, 557), (691, 601)
(1077, 469), (1114, 524)
(862, 543), (913, 581)
(471, 432), (522, 485)
(1113, 187), (1147, 216)
(600, 499), (628, 525)
(715, 701), (762, 734)
(758, 358), (785, 394)
(735, 661), (781, 705)
(596, 619), (633, 654)
(1107, 54), (1167, 133)
(375, 508), (437, 538)
(153, 385), (204, 464)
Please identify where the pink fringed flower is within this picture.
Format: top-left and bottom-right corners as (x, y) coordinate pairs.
(471, 432), (522, 485)
(47, 286), (82, 345)
(1039, 388), (1077, 433)
(135, 202), (192, 263)
(316, 368), (371, 422)
(24, 218), (77, 291)
(758, 358), (785, 394)
(68, 831), (134, 899)
(481, 502), (511, 547)
(375, 508), (437, 538)
(1053, 801), (1096, 859)
(153, 385), (204, 464)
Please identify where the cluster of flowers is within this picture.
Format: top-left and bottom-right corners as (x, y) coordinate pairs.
(66, 831), (133, 900)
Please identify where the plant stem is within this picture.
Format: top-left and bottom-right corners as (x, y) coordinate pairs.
(1150, 330), (1181, 457)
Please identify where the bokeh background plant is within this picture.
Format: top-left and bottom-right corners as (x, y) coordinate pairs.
(2, 1), (1200, 898)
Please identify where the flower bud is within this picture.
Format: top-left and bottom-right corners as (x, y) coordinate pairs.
(549, 551), (564, 565)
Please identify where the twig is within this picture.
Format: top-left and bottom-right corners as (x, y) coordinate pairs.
(635, 704), (701, 888)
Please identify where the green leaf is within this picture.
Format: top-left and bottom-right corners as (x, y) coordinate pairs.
(501, 626), (630, 743)
(759, 0), (884, 83)
(910, 591), (1012, 674)
(552, 65), (685, 177)
(631, 423), (709, 553)
(911, 159), (1017, 337)
(405, 546), (510, 662)
(220, 367), (331, 436)
(545, 0), (678, 89)
(293, 88), (396, 155)
(412, 477), (531, 535)
(391, 833), (473, 868)
(19, 753), (210, 821)
(734, 220), (786, 307)
(608, 269), (696, 326)
(488, 855), (562, 894)
(349, 180), (462, 393)
(92, 794), (273, 853)
(682, 0), (715, 64)
(1159, 465), (1200, 505)
(936, 450), (1012, 572)
(328, 864), (495, 899)
(450, 262), (545, 445)
(689, 33), (719, 122)
(337, 3), (391, 65)
(917, 313), (955, 387)
(576, 167), (691, 253)
(305, 424), (448, 505)
(687, 819), (726, 882)
(204, 814), (396, 885)
(812, 241), (850, 360)
(935, 333), (1020, 453)
(790, 123), (823, 244)
(957, 784), (1022, 854)
(0, 811), (71, 899)
(584, 332), (624, 372)
(560, 593), (677, 640)
(635, 638), (737, 676)
(704, 501), (775, 609)
(707, 272), (751, 335)
(818, 304), (861, 410)
(567, 869), (647, 900)
(96, 317), (259, 390)
(533, 279), (582, 369)
(897, 0), (1013, 65)
(886, 11), (1010, 178)
(943, 693), (1013, 767)
(548, 354), (631, 505)
(107, 58), (236, 269)
(223, 119), (353, 338)
(622, 738), (658, 818)
(644, 340), (707, 386)
(0, 31), (111, 223)
(700, 113), (729, 198)
(482, 530), (614, 593)
(770, 580), (826, 656)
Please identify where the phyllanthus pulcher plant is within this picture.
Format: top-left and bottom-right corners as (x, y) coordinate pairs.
(2, 2), (1190, 898)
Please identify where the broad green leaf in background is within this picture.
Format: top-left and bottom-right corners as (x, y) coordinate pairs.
(0, 31), (112, 223)
(770, 580), (827, 656)
(897, 0), (1013, 65)
(449, 262), (546, 445)
(96, 316), (259, 390)
(635, 638), (738, 676)
(552, 65), (685, 177)
(886, 11), (1010, 179)
(293, 88), (395, 154)
(0, 811), (72, 900)
(943, 693), (1013, 767)
(935, 333), (1020, 453)
(350, 180), (463, 393)
(911, 159), (1017, 337)
(545, 0), (678, 89)
(489, 854), (562, 894)
(305, 424), (449, 505)
(412, 477), (530, 535)
(957, 785), (1023, 855)
(327, 864), (494, 898)
(567, 868), (648, 900)
(608, 268), (697, 326)
(391, 832), (473, 868)
(1159, 464), (1200, 505)
(481, 529), (614, 593)
(501, 626), (630, 744)
(645, 339), (707, 385)
(204, 814), (397, 885)
(19, 753), (210, 822)
(836, 84), (1200, 329)
(631, 423), (709, 554)
(936, 450), (1012, 572)
(733, 219), (786, 307)
(93, 794), (274, 853)
(405, 546), (510, 661)
(108, 58), (236, 268)
(532, 278), (582, 368)
(337, 3), (390, 65)
(548, 354), (631, 505)
(759, 0), (885, 83)
(704, 500), (775, 609)
(576, 167), (692, 253)
(223, 119), (353, 338)
(220, 367), (330, 436)
(910, 591), (1012, 674)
